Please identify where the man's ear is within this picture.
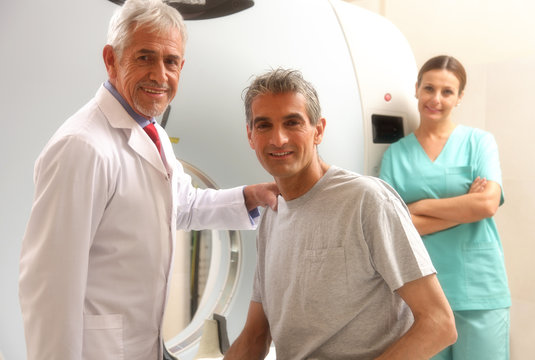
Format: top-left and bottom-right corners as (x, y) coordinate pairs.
(314, 118), (326, 145)
(103, 45), (118, 80)
(246, 124), (255, 150)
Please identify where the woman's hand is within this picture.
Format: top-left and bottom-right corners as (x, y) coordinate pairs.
(468, 176), (487, 194)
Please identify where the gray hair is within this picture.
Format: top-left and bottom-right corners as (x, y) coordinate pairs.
(107, 0), (188, 60)
(244, 68), (322, 128)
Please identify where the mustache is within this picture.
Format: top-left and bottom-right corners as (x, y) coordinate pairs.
(137, 81), (170, 91)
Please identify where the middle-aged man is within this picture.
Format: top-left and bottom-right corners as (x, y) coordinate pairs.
(223, 68), (457, 360)
(18, 1), (277, 359)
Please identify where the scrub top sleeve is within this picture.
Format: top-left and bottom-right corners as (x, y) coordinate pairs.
(476, 132), (505, 205)
(379, 146), (395, 185)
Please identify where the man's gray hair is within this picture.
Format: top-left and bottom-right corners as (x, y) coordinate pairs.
(244, 68), (322, 128)
(107, 0), (188, 59)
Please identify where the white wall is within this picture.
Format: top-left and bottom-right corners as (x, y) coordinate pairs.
(0, 1), (116, 358)
(346, 0), (535, 358)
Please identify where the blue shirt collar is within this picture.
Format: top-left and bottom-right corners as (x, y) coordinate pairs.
(103, 80), (154, 127)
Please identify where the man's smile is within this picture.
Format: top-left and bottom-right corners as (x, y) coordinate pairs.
(270, 151), (293, 157)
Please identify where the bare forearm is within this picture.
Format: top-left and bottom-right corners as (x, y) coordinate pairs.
(224, 333), (271, 360)
(377, 275), (458, 360)
(224, 301), (271, 360)
(409, 191), (498, 224)
(411, 214), (459, 236)
(374, 315), (456, 360)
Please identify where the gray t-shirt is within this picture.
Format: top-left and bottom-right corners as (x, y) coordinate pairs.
(252, 166), (435, 359)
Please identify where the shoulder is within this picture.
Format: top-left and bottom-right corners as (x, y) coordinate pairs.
(455, 125), (498, 150)
(38, 98), (119, 168)
(383, 133), (416, 157)
(456, 124), (493, 140)
(328, 167), (404, 203)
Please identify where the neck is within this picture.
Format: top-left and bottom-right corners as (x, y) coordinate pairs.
(415, 119), (456, 139)
(276, 160), (330, 201)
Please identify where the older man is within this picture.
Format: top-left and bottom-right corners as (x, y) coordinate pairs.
(19, 1), (277, 359)
(224, 69), (457, 360)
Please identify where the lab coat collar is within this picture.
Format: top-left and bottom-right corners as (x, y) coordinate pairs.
(95, 85), (168, 176)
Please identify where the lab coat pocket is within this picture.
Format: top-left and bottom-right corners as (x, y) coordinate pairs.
(304, 247), (348, 324)
(83, 314), (124, 360)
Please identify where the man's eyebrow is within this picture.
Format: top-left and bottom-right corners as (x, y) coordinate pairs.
(137, 49), (156, 55)
(252, 116), (271, 125)
(283, 113), (305, 121)
(253, 113), (305, 125)
(136, 49), (182, 61)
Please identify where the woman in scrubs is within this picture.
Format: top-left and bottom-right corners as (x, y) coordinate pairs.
(379, 55), (510, 360)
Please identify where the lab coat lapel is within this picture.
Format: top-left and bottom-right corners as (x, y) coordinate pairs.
(155, 123), (175, 178)
(95, 85), (168, 175)
(128, 127), (168, 175)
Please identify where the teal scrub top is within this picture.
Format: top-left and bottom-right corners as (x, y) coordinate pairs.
(380, 125), (511, 311)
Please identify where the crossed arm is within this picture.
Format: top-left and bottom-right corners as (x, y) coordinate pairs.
(409, 177), (502, 235)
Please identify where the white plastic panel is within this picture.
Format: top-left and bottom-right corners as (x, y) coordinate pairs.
(165, 0), (364, 189)
(329, 0), (419, 176)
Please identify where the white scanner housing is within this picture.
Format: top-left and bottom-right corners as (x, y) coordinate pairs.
(160, 0), (419, 358)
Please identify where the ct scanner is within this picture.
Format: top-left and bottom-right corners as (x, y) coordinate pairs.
(109, 0), (419, 358)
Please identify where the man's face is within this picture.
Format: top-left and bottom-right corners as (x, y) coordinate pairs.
(247, 92), (324, 182)
(105, 25), (185, 119)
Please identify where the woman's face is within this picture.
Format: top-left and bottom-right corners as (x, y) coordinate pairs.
(415, 69), (464, 124)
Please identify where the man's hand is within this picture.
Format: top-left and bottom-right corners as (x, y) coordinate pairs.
(244, 183), (279, 211)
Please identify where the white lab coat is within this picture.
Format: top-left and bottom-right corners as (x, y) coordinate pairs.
(19, 85), (255, 360)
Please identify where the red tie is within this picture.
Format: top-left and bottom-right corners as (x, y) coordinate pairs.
(143, 123), (161, 155)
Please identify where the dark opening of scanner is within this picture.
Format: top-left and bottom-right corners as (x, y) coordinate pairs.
(372, 114), (404, 144)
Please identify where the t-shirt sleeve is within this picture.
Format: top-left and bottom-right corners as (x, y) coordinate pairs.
(251, 229), (265, 303)
(251, 261), (262, 303)
(362, 180), (436, 292)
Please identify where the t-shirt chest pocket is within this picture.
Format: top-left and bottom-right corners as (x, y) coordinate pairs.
(303, 247), (349, 323)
